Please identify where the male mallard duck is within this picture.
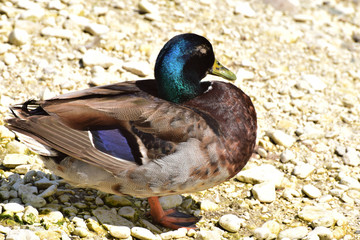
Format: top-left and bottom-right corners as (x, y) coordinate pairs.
(6, 33), (257, 229)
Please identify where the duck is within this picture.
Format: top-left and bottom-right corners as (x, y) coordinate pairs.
(6, 33), (257, 230)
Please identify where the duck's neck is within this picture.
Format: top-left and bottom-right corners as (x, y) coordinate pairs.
(155, 42), (203, 104)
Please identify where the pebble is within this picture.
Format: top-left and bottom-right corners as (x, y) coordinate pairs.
(8, 29), (29, 46)
(253, 227), (272, 240)
(160, 228), (187, 239)
(22, 206), (40, 224)
(21, 194), (46, 208)
(122, 61), (152, 77)
(92, 208), (134, 227)
(1, 154), (32, 168)
(84, 23), (109, 36)
(104, 195), (132, 207)
(38, 184), (57, 198)
(118, 206), (136, 220)
(131, 227), (157, 240)
(266, 130), (296, 148)
(219, 214), (242, 232)
(200, 199), (219, 211)
(3, 203), (24, 213)
(293, 163), (315, 179)
(236, 164), (284, 187)
(280, 149), (295, 163)
(138, 0), (158, 14)
(301, 74), (326, 91)
(107, 225), (131, 239)
(41, 211), (63, 223)
(158, 195), (182, 209)
(278, 226), (308, 239)
(41, 27), (73, 39)
(234, 2), (256, 18)
(252, 181), (276, 203)
(342, 147), (360, 167)
(6, 229), (40, 240)
(82, 49), (119, 68)
(302, 184), (321, 199)
(72, 227), (89, 238)
(4, 52), (18, 66)
(307, 227), (333, 240)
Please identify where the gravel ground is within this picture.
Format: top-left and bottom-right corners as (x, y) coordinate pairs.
(0, 0), (359, 239)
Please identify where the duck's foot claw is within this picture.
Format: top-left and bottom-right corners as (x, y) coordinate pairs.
(147, 197), (200, 230)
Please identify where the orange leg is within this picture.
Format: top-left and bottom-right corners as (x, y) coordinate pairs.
(147, 197), (200, 230)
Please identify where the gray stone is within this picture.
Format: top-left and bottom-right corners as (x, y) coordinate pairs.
(219, 214), (242, 232)
(307, 227), (333, 240)
(41, 211), (63, 223)
(82, 50), (119, 68)
(38, 184), (57, 198)
(253, 227), (272, 240)
(138, 0), (158, 14)
(196, 228), (223, 240)
(337, 172), (360, 190)
(118, 206), (136, 220)
(278, 226), (308, 239)
(159, 195), (182, 210)
(131, 227), (157, 240)
(302, 184), (321, 199)
(293, 163), (315, 179)
(252, 182), (276, 203)
(8, 29), (29, 46)
(266, 130), (296, 148)
(236, 164), (284, 187)
(47, 0), (63, 10)
(104, 195), (132, 207)
(4, 52), (17, 66)
(21, 194), (46, 208)
(301, 74), (326, 91)
(311, 216), (335, 228)
(92, 208), (134, 227)
(72, 227), (89, 238)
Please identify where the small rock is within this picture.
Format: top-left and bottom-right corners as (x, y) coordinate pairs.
(293, 163), (315, 179)
(21, 194), (46, 208)
(138, 0), (157, 14)
(47, 0), (63, 10)
(7, 141), (28, 154)
(8, 29), (29, 46)
(263, 0), (299, 12)
(311, 216), (335, 228)
(200, 199), (219, 211)
(335, 145), (346, 156)
(22, 206), (39, 224)
(41, 27), (73, 39)
(159, 195), (182, 209)
(298, 206), (340, 223)
(3, 203), (24, 213)
(84, 23), (109, 36)
(93, 6), (108, 16)
(234, 2), (256, 18)
(280, 149), (295, 163)
(278, 226), (308, 239)
(92, 208), (134, 227)
(302, 184), (321, 199)
(301, 74), (326, 91)
(262, 220), (281, 235)
(4, 52), (17, 66)
(107, 225), (131, 239)
(131, 227), (157, 240)
(252, 182), (276, 203)
(236, 164), (284, 187)
(122, 61), (151, 77)
(73, 227), (89, 238)
(1, 154), (32, 168)
(118, 206), (136, 220)
(307, 226), (333, 240)
(20, 8), (45, 20)
(63, 206), (78, 216)
(82, 50), (119, 68)
(219, 214), (242, 232)
(266, 130), (296, 148)
(253, 227), (272, 240)
(236, 68), (255, 81)
(6, 229), (40, 240)
(41, 211), (63, 223)
(196, 229), (223, 240)
(0, 126), (15, 139)
(342, 147), (360, 167)
(38, 184), (57, 198)
(160, 228), (187, 239)
(337, 172), (360, 190)
(104, 195), (132, 207)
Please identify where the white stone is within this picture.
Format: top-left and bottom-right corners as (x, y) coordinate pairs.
(159, 195), (182, 210)
(0, 126), (15, 139)
(107, 225), (131, 239)
(3, 203), (24, 213)
(92, 209), (134, 227)
(307, 227), (333, 240)
(236, 68), (255, 80)
(4, 52), (17, 65)
(84, 23), (109, 36)
(278, 226), (308, 239)
(82, 50), (120, 68)
(73, 227), (89, 238)
(41, 27), (73, 39)
(122, 61), (151, 77)
(280, 149), (295, 163)
(337, 172), (360, 190)
(8, 29), (29, 46)
(38, 184), (58, 198)
(131, 227), (157, 240)
(219, 214), (242, 232)
(311, 216), (335, 228)
(200, 199), (219, 211)
(252, 181), (276, 203)
(21, 194), (46, 208)
(41, 211), (64, 223)
(47, 0), (63, 10)
(160, 228), (187, 239)
(301, 74), (326, 91)
(138, 0), (158, 14)
(293, 163), (315, 179)
(253, 227), (271, 240)
(6, 229), (40, 240)
(22, 206), (39, 224)
(302, 184), (321, 199)
(118, 206), (136, 219)
(266, 130), (296, 148)
(342, 147), (360, 167)
(234, 2), (256, 18)
(236, 164), (284, 187)
(2, 154), (32, 168)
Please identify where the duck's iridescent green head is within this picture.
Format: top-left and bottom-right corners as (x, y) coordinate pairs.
(155, 33), (236, 103)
